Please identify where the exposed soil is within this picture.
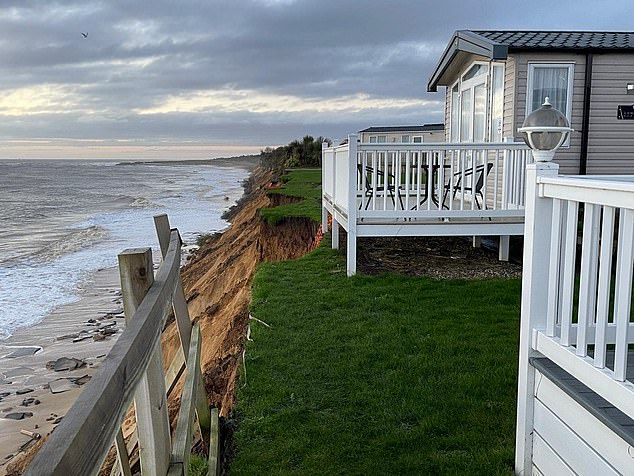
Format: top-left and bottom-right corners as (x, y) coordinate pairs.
(351, 235), (522, 279)
(166, 167), (319, 417)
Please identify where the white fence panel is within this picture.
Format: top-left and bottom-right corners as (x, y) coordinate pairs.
(322, 146), (334, 200)
(354, 141), (531, 218)
(517, 164), (634, 474)
(333, 144), (350, 216)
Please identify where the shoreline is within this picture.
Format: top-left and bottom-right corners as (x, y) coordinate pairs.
(0, 267), (123, 472)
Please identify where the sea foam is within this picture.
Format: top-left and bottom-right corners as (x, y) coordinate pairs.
(0, 160), (249, 339)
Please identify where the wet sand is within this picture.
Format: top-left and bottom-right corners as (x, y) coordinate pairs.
(0, 267), (124, 473)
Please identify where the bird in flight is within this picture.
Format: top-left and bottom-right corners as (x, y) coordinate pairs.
(81, 32), (88, 38)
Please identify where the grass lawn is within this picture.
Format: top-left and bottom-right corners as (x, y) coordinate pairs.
(229, 169), (522, 475)
(232, 254), (521, 475)
(259, 168), (322, 225)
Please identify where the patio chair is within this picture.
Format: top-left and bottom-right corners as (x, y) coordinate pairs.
(357, 164), (405, 210)
(442, 162), (493, 210)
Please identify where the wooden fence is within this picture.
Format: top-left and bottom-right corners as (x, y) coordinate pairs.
(25, 214), (219, 476)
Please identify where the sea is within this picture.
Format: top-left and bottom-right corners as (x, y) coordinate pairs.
(0, 158), (251, 340)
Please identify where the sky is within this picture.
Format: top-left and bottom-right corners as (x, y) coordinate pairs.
(0, 0), (631, 158)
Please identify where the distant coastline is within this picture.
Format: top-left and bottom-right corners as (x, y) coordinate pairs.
(116, 154), (260, 168)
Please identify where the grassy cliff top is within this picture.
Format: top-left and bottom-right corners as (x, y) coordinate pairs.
(259, 168), (322, 225)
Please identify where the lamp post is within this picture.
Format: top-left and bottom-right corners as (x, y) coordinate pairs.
(515, 96), (573, 474)
(518, 97), (573, 162)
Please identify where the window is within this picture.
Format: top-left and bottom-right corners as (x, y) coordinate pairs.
(527, 63), (573, 146)
(413, 136), (422, 143)
(527, 63), (573, 120)
(369, 136), (377, 143)
(460, 63), (488, 142)
(473, 83), (487, 141)
(462, 63), (487, 81)
(460, 88), (473, 141)
(447, 62), (505, 143)
(401, 135), (410, 143)
(490, 64), (504, 142)
(377, 135), (387, 143)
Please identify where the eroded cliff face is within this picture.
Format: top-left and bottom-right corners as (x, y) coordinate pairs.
(163, 167), (319, 416)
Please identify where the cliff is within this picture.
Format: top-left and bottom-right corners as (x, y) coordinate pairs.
(163, 166), (319, 415)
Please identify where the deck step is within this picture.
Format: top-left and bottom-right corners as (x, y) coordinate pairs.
(530, 356), (634, 448)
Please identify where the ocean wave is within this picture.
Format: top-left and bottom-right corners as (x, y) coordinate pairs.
(130, 197), (158, 208)
(33, 225), (109, 263)
(113, 195), (159, 208)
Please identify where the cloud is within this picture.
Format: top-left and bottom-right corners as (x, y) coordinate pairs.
(136, 89), (439, 115)
(0, 0), (632, 156)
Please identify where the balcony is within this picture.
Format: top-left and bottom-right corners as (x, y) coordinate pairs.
(321, 134), (532, 275)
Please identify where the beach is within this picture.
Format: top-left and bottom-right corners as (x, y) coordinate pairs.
(0, 156), (257, 473)
(0, 268), (122, 468)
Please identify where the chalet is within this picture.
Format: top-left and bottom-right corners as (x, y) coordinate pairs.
(358, 124), (444, 144)
(428, 30), (634, 174)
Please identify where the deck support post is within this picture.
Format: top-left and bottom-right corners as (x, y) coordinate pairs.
(322, 141), (330, 234)
(346, 134), (358, 276)
(499, 235), (510, 261)
(331, 219), (339, 249)
(515, 161), (559, 475)
(346, 228), (357, 276)
(322, 206), (329, 234)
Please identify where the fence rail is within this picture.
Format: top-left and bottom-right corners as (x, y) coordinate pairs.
(25, 215), (218, 476)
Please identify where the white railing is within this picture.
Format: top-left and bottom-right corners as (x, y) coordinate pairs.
(322, 137), (531, 221)
(322, 142), (353, 219)
(516, 163), (634, 474)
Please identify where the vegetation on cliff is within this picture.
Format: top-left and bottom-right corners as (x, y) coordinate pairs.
(259, 169), (322, 225)
(260, 136), (330, 171)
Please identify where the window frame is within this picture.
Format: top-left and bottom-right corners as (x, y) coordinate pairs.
(447, 60), (507, 144)
(488, 62), (505, 143)
(526, 62), (574, 146)
(449, 80), (461, 142)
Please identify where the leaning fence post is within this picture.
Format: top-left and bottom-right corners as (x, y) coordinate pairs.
(154, 215), (211, 435)
(154, 215), (191, 354)
(168, 324), (203, 476)
(207, 407), (220, 476)
(514, 161), (559, 474)
(119, 248), (171, 476)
